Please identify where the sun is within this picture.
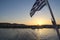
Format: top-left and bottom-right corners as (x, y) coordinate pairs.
(36, 20), (45, 25)
(37, 21), (44, 25)
(32, 18), (51, 25)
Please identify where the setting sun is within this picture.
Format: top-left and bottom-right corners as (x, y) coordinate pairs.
(37, 20), (44, 25)
(32, 18), (52, 25)
(31, 18), (44, 25)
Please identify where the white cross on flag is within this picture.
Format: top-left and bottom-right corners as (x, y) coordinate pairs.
(30, 0), (46, 17)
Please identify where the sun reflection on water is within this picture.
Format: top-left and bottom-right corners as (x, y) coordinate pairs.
(34, 28), (59, 40)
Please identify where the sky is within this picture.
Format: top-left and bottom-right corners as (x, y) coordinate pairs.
(0, 0), (60, 25)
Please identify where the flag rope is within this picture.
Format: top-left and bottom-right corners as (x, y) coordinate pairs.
(46, 0), (60, 40)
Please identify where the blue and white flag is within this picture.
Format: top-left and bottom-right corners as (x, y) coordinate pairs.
(30, 0), (46, 17)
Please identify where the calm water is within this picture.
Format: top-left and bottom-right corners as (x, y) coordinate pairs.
(0, 28), (60, 40)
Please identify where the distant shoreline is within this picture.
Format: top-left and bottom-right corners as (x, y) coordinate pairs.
(0, 23), (60, 29)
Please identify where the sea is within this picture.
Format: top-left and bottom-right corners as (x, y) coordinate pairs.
(0, 28), (60, 40)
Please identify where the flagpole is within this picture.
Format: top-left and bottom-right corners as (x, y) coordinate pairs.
(46, 0), (60, 40)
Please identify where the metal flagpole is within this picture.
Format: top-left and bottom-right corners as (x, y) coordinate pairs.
(46, 0), (60, 40)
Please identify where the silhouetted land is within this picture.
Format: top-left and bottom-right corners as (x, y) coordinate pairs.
(0, 23), (60, 29)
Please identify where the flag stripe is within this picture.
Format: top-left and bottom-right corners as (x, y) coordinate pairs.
(31, 0), (45, 11)
(35, 0), (46, 11)
(30, 11), (35, 17)
(30, 0), (46, 17)
(33, 0), (40, 7)
(30, 3), (46, 17)
(37, 2), (46, 11)
(31, 0), (40, 11)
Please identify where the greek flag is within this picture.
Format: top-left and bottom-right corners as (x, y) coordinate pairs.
(30, 0), (46, 17)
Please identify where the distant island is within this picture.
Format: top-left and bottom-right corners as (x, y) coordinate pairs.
(0, 23), (60, 29)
